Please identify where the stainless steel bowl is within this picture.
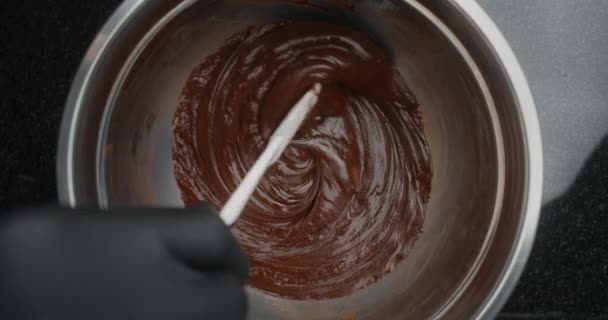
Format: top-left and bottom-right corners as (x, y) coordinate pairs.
(57, 0), (543, 319)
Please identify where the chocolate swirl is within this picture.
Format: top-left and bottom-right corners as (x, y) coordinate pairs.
(173, 21), (432, 299)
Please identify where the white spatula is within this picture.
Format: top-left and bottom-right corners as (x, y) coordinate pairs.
(219, 83), (322, 226)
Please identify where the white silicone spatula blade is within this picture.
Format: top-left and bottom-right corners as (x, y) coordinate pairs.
(219, 83), (322, 226)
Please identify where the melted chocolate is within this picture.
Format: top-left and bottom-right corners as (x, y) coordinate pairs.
(173, 21), (432, 299)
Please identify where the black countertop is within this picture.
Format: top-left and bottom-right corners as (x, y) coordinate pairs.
(1, 1), (607, 318)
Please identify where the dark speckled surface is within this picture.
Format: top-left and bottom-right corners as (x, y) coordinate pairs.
(500, 137), (608, 318)
(0, 1), (120, 210)
(1, 1), (607, 318)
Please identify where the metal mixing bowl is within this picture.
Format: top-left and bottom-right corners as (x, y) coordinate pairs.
(57, 0), (542, 318)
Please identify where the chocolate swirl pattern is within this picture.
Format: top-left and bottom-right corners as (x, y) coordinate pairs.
(173, 21), (432, 299)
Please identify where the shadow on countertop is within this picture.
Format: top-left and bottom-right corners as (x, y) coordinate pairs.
(501, 136), (608, 318)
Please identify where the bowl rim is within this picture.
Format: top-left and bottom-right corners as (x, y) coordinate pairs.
(57, 0), (543, 319)
(450, 1), (542, 318)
